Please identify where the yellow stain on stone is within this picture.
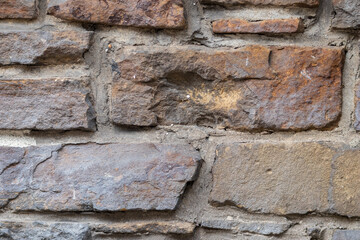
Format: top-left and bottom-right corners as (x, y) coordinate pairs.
(186, 83), (243, 111)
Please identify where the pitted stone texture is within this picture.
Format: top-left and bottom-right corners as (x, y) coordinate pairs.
(0, 145), (60, 208)
(47, 0), (185, 29)
(93, 221), (195, 235)
(0, 222), (91, 240)
(332, 230), (360, 240)
(213, 18), (304, 34)
(332, 0), (360, 29)
(0, 78), (96, 131)
(354, 81), (360, 131)
(0, 0), (37, 19)
(210, 143), (334, 215)
(333, 150), (360, 217)
(6, 143), (201, 211)
(200, 0), (319, 7)
(110, 45), (343, 132)
(201, 219), (291, 235)
(0, 31), (91, 65)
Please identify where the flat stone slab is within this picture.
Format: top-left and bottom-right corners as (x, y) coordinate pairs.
(2, 143), (201, 212)
(0, 31), (91, 65)
(0, 78), (96, 131)
(47, 0), (186, 29)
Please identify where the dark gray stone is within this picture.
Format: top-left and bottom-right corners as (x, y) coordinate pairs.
(0, 31), (91, 65)
(0, 222), (91, 240)
(332, 0), (360, 29)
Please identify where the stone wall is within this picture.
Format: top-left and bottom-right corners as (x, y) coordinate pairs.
(0, 0), (359, 239)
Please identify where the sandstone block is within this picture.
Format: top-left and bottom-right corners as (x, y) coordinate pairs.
(0, 31), (91, 65)
(110, 45), (343, 131)
(47, 0), (185, 29)
(2, 143), (201, 211)
(0, 0), (37, 19)
(210, 143), (334, 215)
(213, 18), (304, 34)
(0, 78), (96, 131)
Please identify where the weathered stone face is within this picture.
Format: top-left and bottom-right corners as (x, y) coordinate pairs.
(332, 230), (360, 240)
(47, 0), (186, 29)
(0, 145), (60, 208)
(332, 0), (360, 29)
(0, 78), (96, 131)
(0, 0), (37, 19)
(3, 143), (201, 212)
(0, 31), (91, 65)
(200, 0), (319, 7)
(201, 219), (291, 235)
(354, 65), (360, 131)
(212, 18), (304, 34)
(92, 221), (195, 235)
(0, 222), (91, 240)
(110, 45), (343, 131)
(210, 143), (334, 215)
(333, 150), (360, 217)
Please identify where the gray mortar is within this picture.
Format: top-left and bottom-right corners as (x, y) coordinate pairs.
(0, 0), (360, 239)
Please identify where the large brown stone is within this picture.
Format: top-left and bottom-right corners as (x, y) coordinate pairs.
(0, 0), (37, 19)
(4, 143), (201, 211)
(213, 18), (304, 34)
(0, 31), (91, 65)
(332, 0), (360, 29)
(200, 0), (319, 7)
(110, 45), (343, 131)
(210, 143), (334, 215)
(47, 0), (185, 29)
(0, 221), (91, 240)
(0, 78), (96, 131)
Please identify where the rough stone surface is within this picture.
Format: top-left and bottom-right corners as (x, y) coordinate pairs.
(200, 0), (319, 7)
(0, 0), (37, 19)
(201, 219), (291, 235)
(0, 78), (96, 131)
(47, 0), (185, 29)
(333, 150), (360, 217)
(332, 0), (360, 29)
(0, 31), (91, 65)
(213, 18), (304, 34)
(92, 221), (195, 235)
(210, 143), (334, 215)
(332, 230), (360, 240)
(4, 143), (201, 211)
(110, 45), (343, 131)
(354, 81), (360, 131)
(0, 222), (91, 240)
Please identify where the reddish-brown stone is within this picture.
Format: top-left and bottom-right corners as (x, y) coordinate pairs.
(200, 0), (319, 7)
(0, 78), (96, 131)
(47, 0), (185, 29)
(110, 45), (343, 131)
(0, 0), (37, 19)
(213, 18), (304, 34)
(4, 143), (201, 211)
(0, 31), (91, 65)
